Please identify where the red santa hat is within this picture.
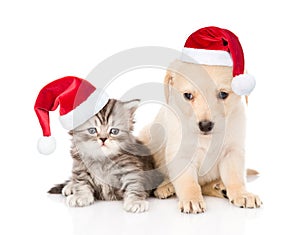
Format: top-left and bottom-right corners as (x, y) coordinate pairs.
(34, 76), (109, 155)
(180, 26), (255, 96)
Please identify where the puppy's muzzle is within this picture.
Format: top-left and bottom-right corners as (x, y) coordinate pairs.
(199, 120), (214, 133)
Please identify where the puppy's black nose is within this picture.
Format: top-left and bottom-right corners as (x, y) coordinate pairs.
(199, 121), (214, 133)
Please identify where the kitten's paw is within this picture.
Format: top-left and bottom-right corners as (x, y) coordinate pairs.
(228, 191), (262, 208)
(62, 182), (76, 196)
(123, 200), (149, 213)
(66, 193), (95, 207)
(154, 182), (175, 199)
(178, 198), (206, 214)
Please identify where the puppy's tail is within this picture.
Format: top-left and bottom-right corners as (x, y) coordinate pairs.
(48, 181), (68, 194)
(247, 168), (259, 176)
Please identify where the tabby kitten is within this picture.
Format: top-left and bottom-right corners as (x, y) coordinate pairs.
(49, 99), (161, 213)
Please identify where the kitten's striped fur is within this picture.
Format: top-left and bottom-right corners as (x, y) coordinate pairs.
(49, 99), (162, 212)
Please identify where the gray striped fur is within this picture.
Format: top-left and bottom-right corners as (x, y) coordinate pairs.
(49, 99), (162, 212)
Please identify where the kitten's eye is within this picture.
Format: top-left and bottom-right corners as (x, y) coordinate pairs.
(184, 93), (193, 100)
(87, 128), (97, 134)
(109, 128), (119, 135)
(218, 91), (229, 100)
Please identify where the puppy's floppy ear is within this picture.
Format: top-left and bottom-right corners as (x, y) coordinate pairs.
(164, 71), (174, 103)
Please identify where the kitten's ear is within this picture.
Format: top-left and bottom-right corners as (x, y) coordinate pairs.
(123, 99), (140, 115)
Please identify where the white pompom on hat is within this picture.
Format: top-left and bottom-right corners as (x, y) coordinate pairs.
(180, 26), (255, 96)
(37, 136), (56, 155)
(34, 76), (109, 155)
(231, 74), (256, 96)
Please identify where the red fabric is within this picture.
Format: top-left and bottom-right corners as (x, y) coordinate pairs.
(184, 26), (245, 77)
(34, 76), (96, 136)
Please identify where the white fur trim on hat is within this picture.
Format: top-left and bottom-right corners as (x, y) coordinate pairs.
(59, 89), (109, 130)
(181, 47), (233, 66)
(231, 74), (256, 96)
(37, 136), (56, 155)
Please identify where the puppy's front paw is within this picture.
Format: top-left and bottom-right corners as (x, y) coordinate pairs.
(123, 200), (149, 213)
(229, 192), (262, 208)
(178, 197), (206, 214)
(66, 193), (95, 207)
(154, 183), (175, 199)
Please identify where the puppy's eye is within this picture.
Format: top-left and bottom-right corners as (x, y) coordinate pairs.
(184, 93), (193, 100)
(87, 128), (97, 134)
(110, 128), (119, 135)
(218, 91), (229, 100)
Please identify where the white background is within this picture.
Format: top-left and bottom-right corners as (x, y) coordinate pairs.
(1, 0), (300, 234)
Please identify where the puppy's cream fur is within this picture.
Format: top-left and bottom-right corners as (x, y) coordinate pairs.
(139, 60), (261, 213)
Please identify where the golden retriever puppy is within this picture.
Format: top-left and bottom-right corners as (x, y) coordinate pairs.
(139, 60), (262, 213)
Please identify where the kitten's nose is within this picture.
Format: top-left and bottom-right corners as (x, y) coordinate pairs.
(199, 120), (214, 133)
(100, 138), (107, 143)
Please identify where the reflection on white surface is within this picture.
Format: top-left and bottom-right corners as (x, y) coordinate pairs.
(48, 195), (260, 235)
(4, 169), (296, 235)
(43, 180), (263, 235)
